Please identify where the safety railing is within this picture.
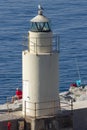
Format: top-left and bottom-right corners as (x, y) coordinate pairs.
(60, 100), (73, 111)
(22, 34), (60, 54)
(6, 96), (22, 112)
(23, 99), (73, 118)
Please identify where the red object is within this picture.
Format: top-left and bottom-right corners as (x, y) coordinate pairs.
(7, 122), (11, 130)
(16, 89), (22, 99)
(70, 83), (77, 87)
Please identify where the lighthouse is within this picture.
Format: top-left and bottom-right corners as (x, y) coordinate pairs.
(22, 5), (60, 117)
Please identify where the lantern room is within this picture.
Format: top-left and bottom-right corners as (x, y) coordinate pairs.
(28, 6), (52, 53)
(30, 5), (51, 32)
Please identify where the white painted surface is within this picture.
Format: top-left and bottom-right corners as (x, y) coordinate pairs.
(29, 31), (52, 53)
(22, 51), (60, 116)
(30, 14), (49, 22)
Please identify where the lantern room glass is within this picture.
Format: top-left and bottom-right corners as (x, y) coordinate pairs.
(30, 22), (51, 32)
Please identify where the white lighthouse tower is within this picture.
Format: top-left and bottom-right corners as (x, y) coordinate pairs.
(22, 5), (60, 117)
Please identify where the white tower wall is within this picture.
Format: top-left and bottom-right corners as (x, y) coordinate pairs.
(22, 51), (60, 117)
(29, 31), (52, 53)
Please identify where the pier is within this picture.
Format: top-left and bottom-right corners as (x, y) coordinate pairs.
(0, 100), (73, 130)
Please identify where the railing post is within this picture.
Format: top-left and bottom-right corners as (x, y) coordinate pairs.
(24, 101), (26, 118)
(36, 38), (37, 55)
(71, 99), (73, 115)
(34, 40), (35, 53)
(28, 33), (30, 52)
(35, 102), (36, 119)
(53, 100), (55, 116)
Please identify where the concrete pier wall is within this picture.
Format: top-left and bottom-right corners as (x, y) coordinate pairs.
(0, 120), (18, 130)
(0, 110), (73, 130)
(73, 108), (87, 130)
(1, 107), (87, 130)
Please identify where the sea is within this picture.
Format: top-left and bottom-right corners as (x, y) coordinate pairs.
(0, 0), (87, 104)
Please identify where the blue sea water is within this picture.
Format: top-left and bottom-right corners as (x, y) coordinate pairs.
(0, 0), (87, 104)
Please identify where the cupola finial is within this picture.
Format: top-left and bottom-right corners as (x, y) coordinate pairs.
(38, 5), (44, 15)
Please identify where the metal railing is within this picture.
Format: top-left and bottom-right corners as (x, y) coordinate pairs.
(23, 99), (73, 118)
(6, 96), (22, 112)
(22, 34), (60, 54)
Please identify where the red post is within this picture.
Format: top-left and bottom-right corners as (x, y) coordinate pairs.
(7, 122), (11, 130)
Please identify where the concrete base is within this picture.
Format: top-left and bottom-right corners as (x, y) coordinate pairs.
(0, 118), (25, 130)
(0, 120), (18, 130)
(0, 110), (73, 130)
(24, 112), (73, 130)
(0, 111), (25, 130)
(73, 108), (87, 130)
(1, 106), (87, 130)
